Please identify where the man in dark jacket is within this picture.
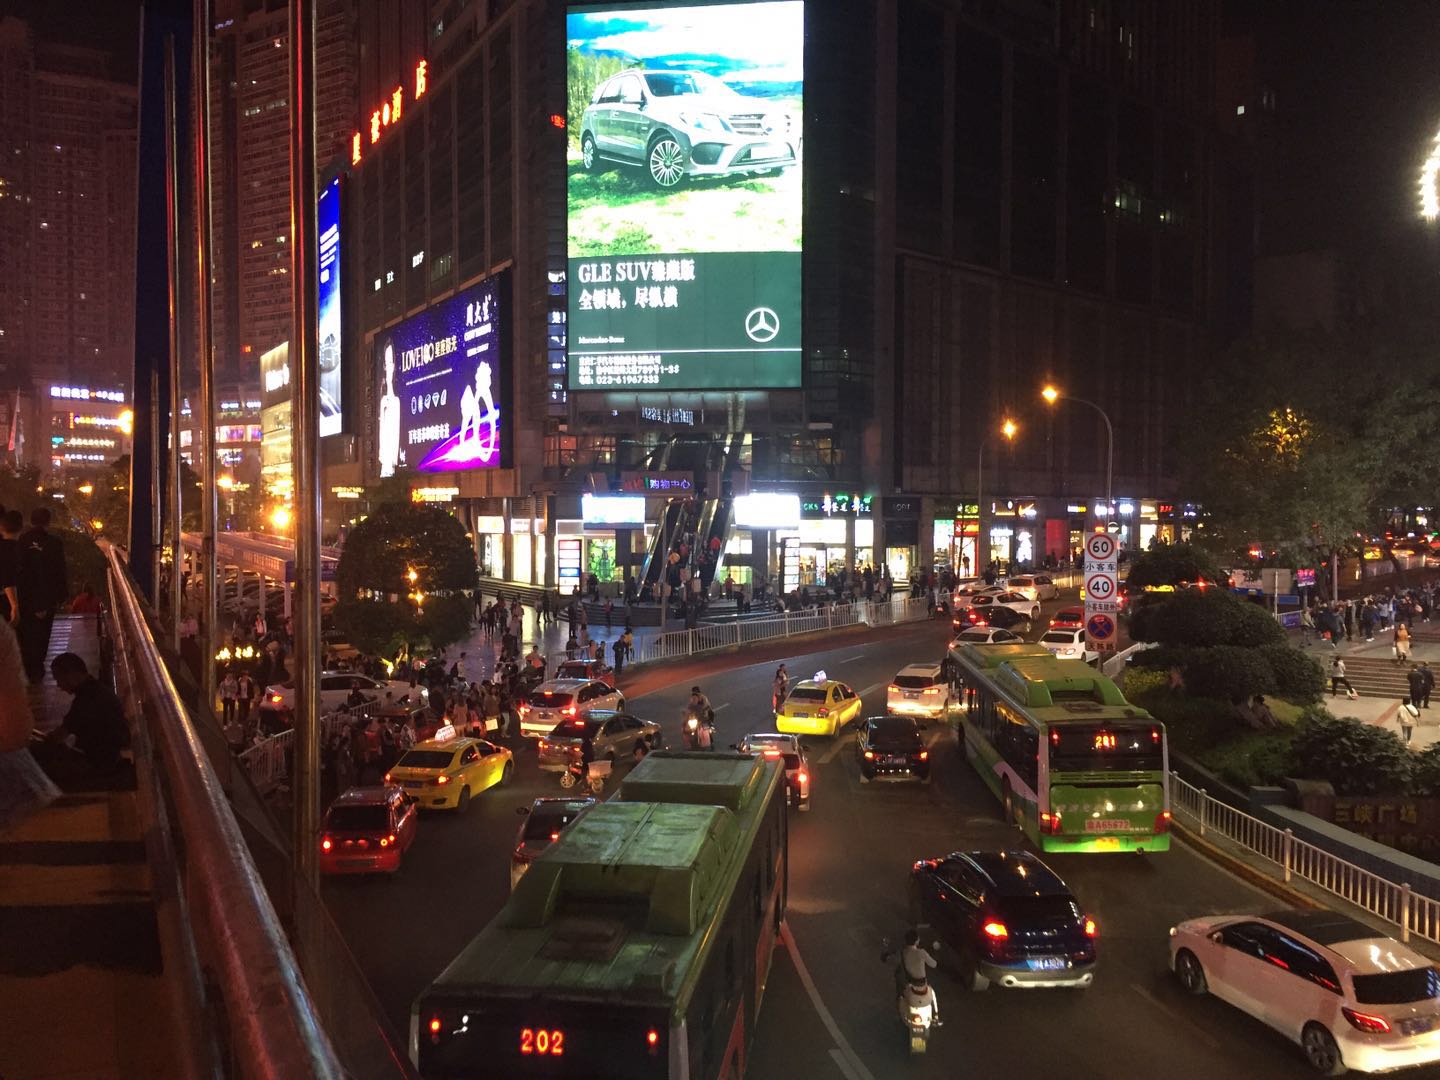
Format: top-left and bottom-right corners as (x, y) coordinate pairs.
(31, 652), (129, 788)
(17, 507), (67, 682)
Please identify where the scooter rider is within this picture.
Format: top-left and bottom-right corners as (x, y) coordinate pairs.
(899, 929), (941, 1026)
(686, 686), (715, 750)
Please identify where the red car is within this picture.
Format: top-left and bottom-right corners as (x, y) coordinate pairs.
(1049, 606), (1085, 630)
(554, 658), (616, 688)
(319, 785), (418, 875)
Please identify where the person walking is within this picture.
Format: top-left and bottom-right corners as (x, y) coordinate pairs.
(1422, 662), (1435, 709)
(0, 509), (20, 628)
(1400, 697), (1420, 746)
(220, 671), (239, 725)
(15, 507), (67, 683)
(1395, 622), (1412, 664)
(1299, 607), (1315, 646)
(772, 664), (789, 712)
(236, 671), (257, 729)
(1409, 664), (1427, 714)
(1329, 657), (1357, 700)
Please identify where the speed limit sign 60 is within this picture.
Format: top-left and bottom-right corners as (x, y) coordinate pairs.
(1085, 533), (1117, 562)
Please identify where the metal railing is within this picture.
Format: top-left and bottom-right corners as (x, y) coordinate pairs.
(105, 545), (346, 1078)
(1171, 773), (1440, 945)
(237, 701), (378, 791)
(635, 591), (949, 664)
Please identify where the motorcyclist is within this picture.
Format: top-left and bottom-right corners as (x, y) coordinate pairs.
(686, 686), (714, 750)
(688, 686), (714, 723)
(897, 929), (941, 1026)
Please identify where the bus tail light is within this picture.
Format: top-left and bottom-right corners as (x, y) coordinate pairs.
(1342, 1007), (1391, 1034)
(1040, 810), (1063, 835)
(1084, 917), (1097, 938)
(982, 920), (1008, 939)
(320, 837), (332, 852)
(797, 771), (809, 785)
(1155, 810), (1172, 834)
(646, 1027), (661, 1055)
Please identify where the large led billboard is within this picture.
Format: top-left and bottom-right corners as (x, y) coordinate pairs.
(317, 176), (343, 436)
(566, 1), (803, 391)
(375, 273), (511, 477)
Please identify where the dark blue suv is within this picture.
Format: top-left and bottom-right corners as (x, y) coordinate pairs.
(911, 850), (1096, 989)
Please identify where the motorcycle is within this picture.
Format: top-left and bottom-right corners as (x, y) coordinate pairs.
(560, 757), (610, 795)
(683, 710), (705, 750)
(880, 936), (940, 1055)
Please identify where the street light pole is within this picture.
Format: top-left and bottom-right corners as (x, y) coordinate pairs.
(976, 419), (1017, 577)
(1043, 386), (1113, 530)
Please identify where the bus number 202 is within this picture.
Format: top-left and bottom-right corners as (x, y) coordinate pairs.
(520, 1028), (565, 1056)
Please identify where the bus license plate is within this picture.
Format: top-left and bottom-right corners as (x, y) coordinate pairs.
(1028, 957), (1066, 971)
(1086, 819), (1128, 832)
(1092, 837), (1121, 851)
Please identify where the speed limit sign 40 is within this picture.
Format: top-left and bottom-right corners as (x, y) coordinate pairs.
(1085, 533), (1117, 563)
(1084, 573), (1116, 601)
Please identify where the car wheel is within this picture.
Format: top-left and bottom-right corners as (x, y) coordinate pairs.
(501, 762), (513, 786)
(606, 750), (617, 766)
(457, 786), (471, 813)
(581, 133), (599, 172)
(1301, 1023), (1346, 1077)
(1174, 950), (1207, 995)
(647, 135), (686, 188)
(859, 769), (871, 784)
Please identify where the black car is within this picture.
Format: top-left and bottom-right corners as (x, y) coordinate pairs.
(855, 715), (930, 782)
(911, 850), (1096, 990)
(952, 605), (1031, 633)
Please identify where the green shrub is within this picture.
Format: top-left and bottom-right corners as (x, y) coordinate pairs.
(1181, 645), (1278, 701)
(1126, 644), (1192, 672)
(1120, 666), (1168, 700)
(1258, 644), (1325, 703)
(1290, 710), (1412, 795)
(1130, 689), (1236, 755)
(1129, 589), (1284, 648)
(1126, 542), (1224, 590)
(1411, 745), (1440, 796)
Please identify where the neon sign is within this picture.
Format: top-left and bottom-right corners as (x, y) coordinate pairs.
(519, 1028), (564, 1056)
(352, 60), (429, 165)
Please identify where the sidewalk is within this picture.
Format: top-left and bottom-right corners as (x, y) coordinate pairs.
(1, 616), (175, 1080)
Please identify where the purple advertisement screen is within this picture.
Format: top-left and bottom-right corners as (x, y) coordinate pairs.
(375, 274), (509, 476)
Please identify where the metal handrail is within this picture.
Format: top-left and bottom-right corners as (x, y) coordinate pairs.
(1171, 772), (1440, 946)
(106, 544), (345, 1078)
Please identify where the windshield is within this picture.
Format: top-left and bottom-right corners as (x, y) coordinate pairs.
(644, 71), (735, 98)
(325, 805), (389, 832)
(1352, 968), (1440, 1005)
(528, 691), (574, 707)
(395, 750), (453, 770)
(893, 674), (938, 689)
(869, 717), (921, 742)
(787, 687), (828, 702)
(1048, 724), (1164, 772)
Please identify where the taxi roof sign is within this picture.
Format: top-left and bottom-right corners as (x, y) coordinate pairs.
(432, 722), (457, 743)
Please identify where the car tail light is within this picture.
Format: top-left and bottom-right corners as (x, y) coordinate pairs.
(550, 831), (560, 842)
(1155, 810), (1172, 834)
(982, 920), (1008, 940)
(433, 774), (450, 786)
(270, 693), (283, 703)
(918, 750), (929, 761)
(377, 833), (396, 848)
(888, 685), (900, 693)
(320, 837), (332, 852)
(513, 846), (532, 864)
(429, 1017), (442, 1035)
(1342, 1007), (1391, 1034)
(863, 750), (875, 760)
(797, 771), (808, 784)
(383, 772), (392, 783)
(817, 708), (829, 717)
(1084, 917), (1097, 938)
(538, 740), (548, 750)
(518, 704), (530, 715)
(1040, 810), (1063, 835)
(562, 705), (578, 717)
(762, 749), (781, 758)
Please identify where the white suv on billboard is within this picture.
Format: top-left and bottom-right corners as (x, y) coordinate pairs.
(580, 70), (800, 189)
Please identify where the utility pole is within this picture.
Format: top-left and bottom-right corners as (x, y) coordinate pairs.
(288, 0), (322, 890)
(193, 0), (218, 716)
(163, 36), (183, 651)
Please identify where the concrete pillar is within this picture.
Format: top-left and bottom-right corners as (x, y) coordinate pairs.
(502, 497), (514, 584)
(543, 498), (557, 590)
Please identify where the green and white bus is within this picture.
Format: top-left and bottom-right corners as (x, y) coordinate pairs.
(412, 750), (787, 1079)
(949, 642), (1171, 853)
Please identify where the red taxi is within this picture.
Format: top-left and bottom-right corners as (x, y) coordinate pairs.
(319, 785), (418, 875)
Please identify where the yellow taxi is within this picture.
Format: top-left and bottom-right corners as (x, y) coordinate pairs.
(775, 672), (864, 737)
(384, 724), (514, 812)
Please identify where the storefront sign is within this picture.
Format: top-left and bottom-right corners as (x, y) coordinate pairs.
(582, 494), (646, 526)
(619, 470), (695, 494)
(472, 515), (505, 534)
(411, 486), (459, 503)
(557, 538), (583, 582)
(330, 486), (364, 500)
(733, 492), (801, 529)
(801, 493), (873, 518)
(883, 497), (920, 518)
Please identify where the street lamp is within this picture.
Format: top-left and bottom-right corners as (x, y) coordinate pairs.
(976, 418), (1018, 577)
(1041, 383), (1114, 530)
(77, 482), (94, 497)
(270, 505), (291, 531)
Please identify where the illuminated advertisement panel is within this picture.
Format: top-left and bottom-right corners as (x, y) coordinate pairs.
(318, 176), (344, 436)
(566, 1), (803, 390)
(375, 272), (511, 477)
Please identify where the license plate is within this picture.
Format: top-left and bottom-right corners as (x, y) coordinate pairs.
(792, 712), (808, 718)
(339, 858), (372, 867)
(1086, 819), (1129, 832)
(401, 781), (423, 790)
(904, 691), (918, 699)
(1091, 837), (1121, 851)
(1402, 1016), (1436, 1036)
(1027, 957), (1066, 971)
(887, 756), (908, 766)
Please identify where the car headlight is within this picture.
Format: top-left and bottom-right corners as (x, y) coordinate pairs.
(679, 111), (728, 133)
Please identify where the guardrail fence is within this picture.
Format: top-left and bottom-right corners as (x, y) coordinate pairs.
(237, 701), (378, 791)
(637, 591), (952, 665)
(1171, 773), (1440, 946)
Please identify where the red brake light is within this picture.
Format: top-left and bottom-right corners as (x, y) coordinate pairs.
(550, 831), (560, 842)
(270, 694), (283, 703)
(1155, 809), (1172, 834)
(562, 705), (578, 717)
(383, 772), (392, 783)
(762, 748), (781, 757)
(434, 774), (450, 785)
(1040, 810), (1063, 834)
(429, 1017), (442, 1034)
(982, 920), (1009, 939)
(320, 837), (332, 851)
(817, 708), (829, 717)
(888, 685), (900, 693)
(918, 750), (929, 761)
(519, 704), (530, 715)
(646, 1028), (659, 1049)
(1084, 917), (1097, 937)
(1342, 1007), (1391, 1034)
(797, 771), (808, 784)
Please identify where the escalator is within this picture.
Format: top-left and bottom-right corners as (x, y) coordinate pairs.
(637, 497), (688, 594)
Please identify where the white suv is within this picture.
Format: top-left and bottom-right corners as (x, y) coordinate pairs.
(1039, 628), (1097, 664)
(517, 679), (626, 739)
(886, 663), (954, 719)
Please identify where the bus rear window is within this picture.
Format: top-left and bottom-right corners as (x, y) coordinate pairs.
(1048, 725), (1163, 772)
(417, 1000), (670, 1079)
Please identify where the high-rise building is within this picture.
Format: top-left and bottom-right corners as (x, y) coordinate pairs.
(0, 17), (137, 396)
(209, 0), (357, 380)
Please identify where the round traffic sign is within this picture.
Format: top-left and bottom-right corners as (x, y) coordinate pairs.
(1084, 574), (1116, 600)
(1086, 613), (1116, 640)
(1085, 533), (1117, 561)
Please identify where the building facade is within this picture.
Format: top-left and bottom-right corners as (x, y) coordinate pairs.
(327, 0), (1240, 591)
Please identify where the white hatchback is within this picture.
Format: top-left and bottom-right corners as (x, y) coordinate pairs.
(886, 663), (954, 719)
(950, 627), (1026, 647)
(1039, 628), (1097, 664)
(1170, 910), (1440, 1075)
(969, 591), (1041, 622)
(262, 671), (428, 715)
(1006, 574), (1060, 602)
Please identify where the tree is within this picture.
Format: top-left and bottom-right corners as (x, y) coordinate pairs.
(1125, 542), (1223, 589)
(1129, 589), (1285, 648)
(334, 502), (478, 653)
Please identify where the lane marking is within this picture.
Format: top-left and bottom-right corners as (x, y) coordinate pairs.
(1129, 981), (1221, 1050)
(781, 920), (877, 1080)
(713, 703), (730, 712)
(840, 653), (867, 663)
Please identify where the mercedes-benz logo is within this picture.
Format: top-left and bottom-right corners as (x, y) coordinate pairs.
(745, 306), (780, 343)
